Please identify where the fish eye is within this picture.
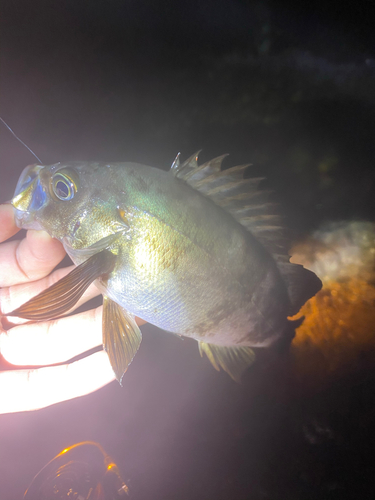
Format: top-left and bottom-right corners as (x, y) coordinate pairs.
(52, 169), (78, 201)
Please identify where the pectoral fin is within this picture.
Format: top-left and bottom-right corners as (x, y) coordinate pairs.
(7, 250), (116, 320)
(198, 341), (256, 383)
(102, 296), (142, 385)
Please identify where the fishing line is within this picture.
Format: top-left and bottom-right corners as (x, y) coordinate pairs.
(0, 116), (43, 163)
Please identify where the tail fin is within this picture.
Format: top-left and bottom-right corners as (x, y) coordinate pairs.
(277, 261), (322, 315)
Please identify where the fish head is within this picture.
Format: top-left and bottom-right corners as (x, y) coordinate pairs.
(12, 162), (130, 253)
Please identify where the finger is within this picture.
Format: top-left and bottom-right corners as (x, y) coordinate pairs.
(0, 307), (102, 365)
(0, 351), (115, 414)
(0, 229), (66, 287)
(0, 203), (20, 242)
(0, 306), (147, 365)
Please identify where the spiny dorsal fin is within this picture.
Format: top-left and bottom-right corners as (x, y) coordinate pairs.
(172, 153), (226, 183)
(170, 152), (290, 259)
(170, 152), (322, 313)
(170, 151), (201, 178)
(189, 161), (250, 189)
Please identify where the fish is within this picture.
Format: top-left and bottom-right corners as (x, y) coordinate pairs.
(8, 153), (322, 383)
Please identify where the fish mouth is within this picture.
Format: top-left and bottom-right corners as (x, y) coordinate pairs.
(11, 178), (47, 229)
(13, 164), (45, 198)
(12, 164), (47, 227)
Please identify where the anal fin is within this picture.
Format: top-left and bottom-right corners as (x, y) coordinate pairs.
(102, 296), (142, 385)
(198, 341), (255, 383)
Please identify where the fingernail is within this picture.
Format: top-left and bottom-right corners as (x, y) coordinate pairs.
(0, 201), (12, 205)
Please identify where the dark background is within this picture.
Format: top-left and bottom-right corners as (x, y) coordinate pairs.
(0, 1), (375, 499)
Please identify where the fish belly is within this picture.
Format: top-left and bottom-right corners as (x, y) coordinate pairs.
(102, 206), (289, 347)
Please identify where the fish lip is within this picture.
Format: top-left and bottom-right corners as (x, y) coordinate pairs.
(12, 208), (44, 231)
(12, 177), (47, 215)
(13, 208), (30, 228)
(13, 164), (45, 198)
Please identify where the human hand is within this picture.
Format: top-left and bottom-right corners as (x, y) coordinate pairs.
(0, 203), (145, 414)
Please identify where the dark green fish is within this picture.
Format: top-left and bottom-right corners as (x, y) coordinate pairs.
(9, 153), (321, 383)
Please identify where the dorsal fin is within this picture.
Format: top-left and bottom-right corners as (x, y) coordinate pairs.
(170, 152), (290, 258)
(170, 151), (201, 178)
(170, 152), (322, 309)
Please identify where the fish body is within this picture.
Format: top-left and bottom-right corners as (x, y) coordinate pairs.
(10, 154), (321, 382)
